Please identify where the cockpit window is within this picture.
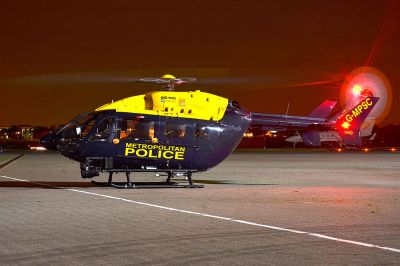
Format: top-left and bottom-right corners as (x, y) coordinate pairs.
(81, 119), (96, 137)
(90, 117), (116, 141)
(75, 113), (96, 126)
(57, 112), (97, 141)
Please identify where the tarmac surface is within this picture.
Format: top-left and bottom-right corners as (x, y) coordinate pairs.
(0, 150), (399, 265)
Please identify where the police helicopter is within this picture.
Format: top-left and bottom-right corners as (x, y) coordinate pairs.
(41, 73), (381, 188)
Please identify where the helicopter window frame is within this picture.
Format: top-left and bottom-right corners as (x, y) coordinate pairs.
(89, 116), (117, 142)
(165, 122), (186, 139)
(119, 118), (155, 141)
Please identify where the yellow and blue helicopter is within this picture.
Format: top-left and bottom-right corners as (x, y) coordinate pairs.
(41, 74), (379, 188)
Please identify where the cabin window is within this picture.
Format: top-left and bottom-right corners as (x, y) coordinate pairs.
(90, 117), (115, 141)
(195, 125), (208, 138)
(165, 123), (186, 138)
(120, 119), (154, 140)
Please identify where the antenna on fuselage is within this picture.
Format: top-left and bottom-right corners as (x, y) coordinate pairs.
(139, 74), (196, 91)
(285, 102), (290, 116)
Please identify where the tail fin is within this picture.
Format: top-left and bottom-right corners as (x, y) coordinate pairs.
(336, 97), (379, 146)
(308, 100), (337, 118)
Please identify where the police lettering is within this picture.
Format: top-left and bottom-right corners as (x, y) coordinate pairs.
(124, 143), (185, 160)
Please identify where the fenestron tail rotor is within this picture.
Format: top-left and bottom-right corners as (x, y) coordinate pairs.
(139, 74), (196, 91)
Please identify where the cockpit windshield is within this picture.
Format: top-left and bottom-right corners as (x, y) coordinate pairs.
(56, 112), (98, 142)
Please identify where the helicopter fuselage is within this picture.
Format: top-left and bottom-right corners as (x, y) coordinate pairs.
(41, 90), (251, 178)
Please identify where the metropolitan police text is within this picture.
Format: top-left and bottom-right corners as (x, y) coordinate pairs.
(125, 143), (185, 160)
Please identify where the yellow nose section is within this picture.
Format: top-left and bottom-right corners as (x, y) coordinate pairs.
(161, 74), (176, 79)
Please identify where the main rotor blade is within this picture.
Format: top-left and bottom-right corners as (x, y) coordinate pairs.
(0, 68), (343, 90)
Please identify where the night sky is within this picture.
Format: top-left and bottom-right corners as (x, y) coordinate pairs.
(1, 1), (399, 126)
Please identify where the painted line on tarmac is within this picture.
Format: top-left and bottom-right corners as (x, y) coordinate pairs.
(1, 174), (400, 254)
(0, 154), (25, 170)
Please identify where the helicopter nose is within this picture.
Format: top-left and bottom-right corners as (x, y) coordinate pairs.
(40, 131), (58, 150)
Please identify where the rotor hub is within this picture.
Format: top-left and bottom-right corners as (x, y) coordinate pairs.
(139, 74), (196, 91)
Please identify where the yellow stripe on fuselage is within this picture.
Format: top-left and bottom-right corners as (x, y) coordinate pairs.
(95, 90), (229, 121)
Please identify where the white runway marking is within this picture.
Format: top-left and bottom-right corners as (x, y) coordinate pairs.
(1, 174), (400, 254)
(0, 154), (25, 170)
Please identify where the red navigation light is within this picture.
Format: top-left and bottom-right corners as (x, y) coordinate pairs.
(360, 88), (373, 99)
(341, 121), (350, 129)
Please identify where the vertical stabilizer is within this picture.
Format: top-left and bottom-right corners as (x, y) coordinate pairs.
(308, 100), (337, 118)
(336, 97), (379, 146)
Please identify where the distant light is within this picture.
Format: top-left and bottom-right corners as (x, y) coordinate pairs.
(352, 84), (362, 96)
(243, 132), (254, 138)
(336, 148), (342, 152)
(389, 148), (397, 152)
(363, 148), (369, 152)
(270, 130), (278, 133)
(30, 146), (47, 151)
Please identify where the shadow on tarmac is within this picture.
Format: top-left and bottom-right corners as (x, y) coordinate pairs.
(195, 179), (277, 185)
(0, 180), (277, 188)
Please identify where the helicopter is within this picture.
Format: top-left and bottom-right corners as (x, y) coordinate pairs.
(41, 74), (380, 188)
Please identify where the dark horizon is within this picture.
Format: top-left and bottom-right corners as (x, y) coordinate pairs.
(1, 1), (399, 127)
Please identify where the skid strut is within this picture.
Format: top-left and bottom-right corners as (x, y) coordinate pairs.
(92, 171), (203, 189)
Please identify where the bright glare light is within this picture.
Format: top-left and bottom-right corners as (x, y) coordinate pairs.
(352, 84), (362, 95)
(363, 148), (369, 152)
(337, 148), (342, 152)
(390, 148), (397, 152)
(243, 132), (254, 138)
(341, 122), (350, 129)
(30, 146), (47, 151)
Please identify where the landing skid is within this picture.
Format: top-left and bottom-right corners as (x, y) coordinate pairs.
(91, 172), (204, 189)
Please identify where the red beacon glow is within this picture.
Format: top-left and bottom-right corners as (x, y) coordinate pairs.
(341, 121), (350, 129)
